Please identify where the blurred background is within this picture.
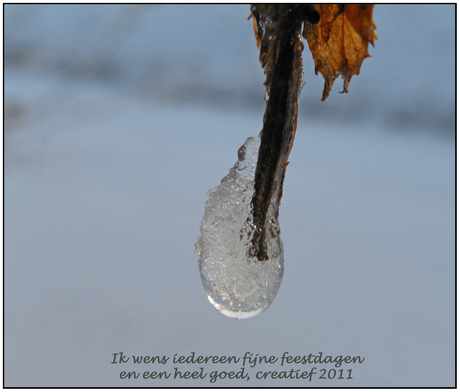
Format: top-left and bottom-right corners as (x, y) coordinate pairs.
(4, 4), (455, 387)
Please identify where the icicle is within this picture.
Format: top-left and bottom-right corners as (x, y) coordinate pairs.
(195, 136), (284, 319)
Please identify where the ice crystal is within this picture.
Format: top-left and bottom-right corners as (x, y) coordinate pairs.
(195, 136), (284, 319)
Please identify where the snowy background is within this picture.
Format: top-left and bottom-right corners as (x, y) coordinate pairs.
(4, 4), (455, 387)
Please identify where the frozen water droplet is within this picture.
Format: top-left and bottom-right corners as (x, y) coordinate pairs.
(195, 136), (284, 319)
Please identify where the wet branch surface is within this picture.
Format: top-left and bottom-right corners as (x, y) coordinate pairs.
(249, 5), (313, 261)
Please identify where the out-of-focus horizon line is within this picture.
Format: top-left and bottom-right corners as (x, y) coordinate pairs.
(4, 4), (455, 136)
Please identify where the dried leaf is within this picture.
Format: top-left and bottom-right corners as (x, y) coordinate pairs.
(303, 4), (377, 101)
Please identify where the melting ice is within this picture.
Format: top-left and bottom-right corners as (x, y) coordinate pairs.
(195, 135), (284, 319)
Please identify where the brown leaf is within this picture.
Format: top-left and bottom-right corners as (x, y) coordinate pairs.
(303, 4), (377, 101)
